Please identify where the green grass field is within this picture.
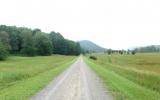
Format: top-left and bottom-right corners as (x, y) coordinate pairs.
(85, 53), (160, 100)
(0, 55), (76, 100)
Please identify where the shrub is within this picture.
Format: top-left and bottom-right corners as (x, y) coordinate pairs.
(107, 49), (112, 55)
(89, 56), (97, 60)
(0, 42), (8, 60)
(132, 51), (136, 55)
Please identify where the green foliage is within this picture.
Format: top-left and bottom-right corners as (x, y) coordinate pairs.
(89, 56), (97, 60)
(32, 28), (41, 35)
(0, 31), (10, 50)
(131, 50), (136, 55)
(49, 31), (81, 55)
(49, 31), (66, 54)
(0, 25), (22, 53)
(34, 32), (53, 56)
(65, 40), (81, 55)
(0, 25), (82, 56)
(75, 42), (81, 55)
(0, 42), (8, 60)
(21, 32), (36, 56)
(107, 49), (112, 55)
(0, 30), (10, 60)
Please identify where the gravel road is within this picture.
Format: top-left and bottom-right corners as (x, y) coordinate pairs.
(31, 56), (112, 100)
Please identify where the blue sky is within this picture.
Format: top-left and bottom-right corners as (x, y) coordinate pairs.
(0, 0), (160, 49)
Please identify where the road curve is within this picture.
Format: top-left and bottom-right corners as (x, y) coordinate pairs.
(31, 56), (112, 100)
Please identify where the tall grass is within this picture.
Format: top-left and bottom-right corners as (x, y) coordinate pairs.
(85, 53), (160, 100)
(0, 55), (76, 100)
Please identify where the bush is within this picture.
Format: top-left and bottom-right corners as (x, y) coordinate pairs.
(132, 51), (136, 55)
(0, 42), (8, 60)
(107, 49), (112, 55)
(89, 56), (97, 60)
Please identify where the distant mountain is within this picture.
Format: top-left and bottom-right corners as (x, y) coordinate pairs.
(79, 40), (106, 52)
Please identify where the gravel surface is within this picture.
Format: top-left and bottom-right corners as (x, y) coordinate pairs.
(31, 56), (112, 100)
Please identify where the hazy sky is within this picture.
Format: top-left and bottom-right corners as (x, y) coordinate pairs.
(0, 0), (160, 49)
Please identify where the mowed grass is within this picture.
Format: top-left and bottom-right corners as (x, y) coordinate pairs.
(0, 55), (76, 100)
(85, 53), (160, 100)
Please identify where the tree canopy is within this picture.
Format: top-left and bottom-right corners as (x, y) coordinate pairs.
(0, 25), (81, 59)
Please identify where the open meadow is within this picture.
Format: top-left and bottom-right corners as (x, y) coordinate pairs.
(85, 53), (160, 100)
(0, 55), (76, 100)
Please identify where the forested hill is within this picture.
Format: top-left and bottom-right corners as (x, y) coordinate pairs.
(79, 40), (106, 52)
(0, 25), (81, 58)
(134, 45), (160, 53)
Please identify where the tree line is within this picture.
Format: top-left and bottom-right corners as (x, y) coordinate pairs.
(134, 45), (160, 53)
(105, 49), (136, 55)
(0, 25), (81, 60)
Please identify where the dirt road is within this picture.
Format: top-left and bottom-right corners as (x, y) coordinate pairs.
(31, 56), (112, 100)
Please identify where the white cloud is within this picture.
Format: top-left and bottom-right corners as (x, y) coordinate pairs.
(0, 0), (160, 49)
